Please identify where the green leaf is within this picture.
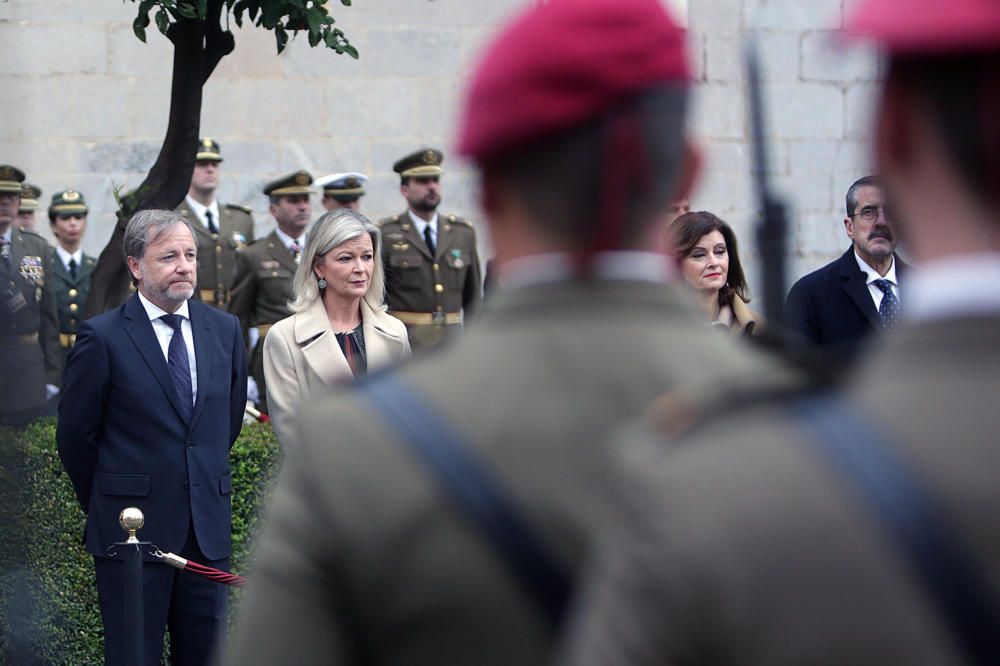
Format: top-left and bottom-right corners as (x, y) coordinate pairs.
(308, 29), (321, 47)
(132, 17), (148, 42)
(343, 43), (359, 59)
(341, 0), (352, 6)
(155, 7), (170, 34)
(275, 25), (289, 53)
(198, 0), (208, 17)
(305, 7), (323, 33)
(176, 2), (198, 18)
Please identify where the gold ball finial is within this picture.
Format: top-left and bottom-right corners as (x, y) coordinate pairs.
(119, 507), (145, 544)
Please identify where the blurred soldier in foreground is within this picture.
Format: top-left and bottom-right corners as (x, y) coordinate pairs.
(316, 171), (367, 211)
(16, 183), (41, 232)
(0, 165), (60, 427)
(559, 1), (1000, 664)
(226, 1), (794, 664)
(229, 170), (312, 413)
(378, 148), (481, 351)
(47, 189), (96, 366)
(177, 138), (254, 311)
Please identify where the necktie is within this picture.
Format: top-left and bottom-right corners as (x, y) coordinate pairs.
(423, 224), (436, 256)
(290, 241), (302, 265)
(873, 278), (901, 329)
(206, 209), (218, 235)
(160, 314), (194, 421)
(68, 258), (77, 279)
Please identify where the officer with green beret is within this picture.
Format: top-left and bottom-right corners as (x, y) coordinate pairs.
(0, 165), (61, 426)
(230, 170), (313, 413)
(46, 189), (96, 366)
(177, 138), (255, 311)
(315, 171), (367, 212)
(378, 148), (482, 351)
(16, 183), (41, 232)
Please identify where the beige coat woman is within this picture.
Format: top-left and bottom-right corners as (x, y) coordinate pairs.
(264, 295), (410, 447)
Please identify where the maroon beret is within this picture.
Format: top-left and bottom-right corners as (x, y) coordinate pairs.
(457, 0), (690, 164)
(843, 0), (1000, 54)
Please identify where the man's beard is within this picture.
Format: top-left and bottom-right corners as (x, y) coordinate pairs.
(146, 279), (195, 306)
(412, 197), (439, 214)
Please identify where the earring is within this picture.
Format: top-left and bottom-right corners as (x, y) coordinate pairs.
(317, 277), (327, 289)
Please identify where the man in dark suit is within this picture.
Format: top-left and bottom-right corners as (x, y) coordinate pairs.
(786, 175), (908, 364)
(57, 209), (247, 665)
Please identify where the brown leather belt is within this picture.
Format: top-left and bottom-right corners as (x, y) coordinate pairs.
(200, 288), (230, 305)
(390, 311), (463, 326)
(59, 333), (77, 348)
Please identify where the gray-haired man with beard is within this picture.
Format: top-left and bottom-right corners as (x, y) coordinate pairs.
(786, 175), (910, 364)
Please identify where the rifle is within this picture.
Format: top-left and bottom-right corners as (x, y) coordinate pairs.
(745, 35), (790, 345)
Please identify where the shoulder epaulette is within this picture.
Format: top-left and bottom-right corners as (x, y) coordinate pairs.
(225, 202), (253, 214)
(18, 229), (46, 243)
(445, 214), (473, 228)
(377, 214), (401, 227)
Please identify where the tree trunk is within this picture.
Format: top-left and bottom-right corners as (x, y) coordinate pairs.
(84, 5), (232, 318)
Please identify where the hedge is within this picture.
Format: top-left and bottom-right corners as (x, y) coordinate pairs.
(0, 419), (281, 665)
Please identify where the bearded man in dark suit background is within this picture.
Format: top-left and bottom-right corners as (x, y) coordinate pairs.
(57, 209), (246, 666)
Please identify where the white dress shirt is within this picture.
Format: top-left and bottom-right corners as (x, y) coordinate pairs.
(138, 291), (198, 403)
(55, 245), (83, 273)
(273, 227), (306, 254)
(184, 195), (220, 233)
(905, 253), (1000, 323)
(408, 210), (439, 250)
(855, 250), (900, 310)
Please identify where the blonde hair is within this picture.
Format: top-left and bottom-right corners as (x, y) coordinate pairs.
(288, 209), (386, 313)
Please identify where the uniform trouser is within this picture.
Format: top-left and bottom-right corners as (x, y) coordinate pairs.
(405, 321), (463, 353)
(94, 522), (229, 666)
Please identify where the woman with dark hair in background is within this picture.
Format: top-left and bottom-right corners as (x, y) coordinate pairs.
(668, 210), (762, 335)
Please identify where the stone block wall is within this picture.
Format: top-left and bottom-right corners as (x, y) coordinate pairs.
(0, 0), (877, 292)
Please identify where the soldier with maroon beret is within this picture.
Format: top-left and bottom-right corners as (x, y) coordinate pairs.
(227, 1), (793, 665)
(560, 1), (1000, 664)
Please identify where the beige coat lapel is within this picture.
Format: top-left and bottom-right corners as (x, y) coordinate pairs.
(361, 299), (408, 368)
(294, 299), (352, 388)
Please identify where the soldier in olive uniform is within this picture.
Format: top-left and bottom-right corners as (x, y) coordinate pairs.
(225, 2), (796, 664)
(378, 148), (482, 352)
(177, 138), (255, 310)
(316, 172), (367, 212)
(46, 189), (96, 366)
(559, 1), (1000, 664)
(0, 165), (60, 426)
(16, 183), (41, 232)
(230, 170), (313, 413)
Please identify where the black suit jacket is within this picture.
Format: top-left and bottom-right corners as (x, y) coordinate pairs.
(57, 295), (247, 560)
(785, 247), (909, 363)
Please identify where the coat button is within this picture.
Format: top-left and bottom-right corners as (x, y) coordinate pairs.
(435, 284), (444, 293)
(433, 264), (439, 271)
(69, 303), (78, 312)
(68, 288), (78, 297)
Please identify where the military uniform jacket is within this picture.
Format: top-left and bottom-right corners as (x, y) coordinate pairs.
(560, 315), (1000, 666)
(225, 277), (797, 666)
(177, 199), (254, 310)
(49, 249), (95, 337)
(229, 230), (297, 341)
(0, 228), (61, 412)
(377, 211), (482, 318)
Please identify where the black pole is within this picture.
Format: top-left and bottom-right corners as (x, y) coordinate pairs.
(745, 35), (790, 342)
(121, 542), (145, 665)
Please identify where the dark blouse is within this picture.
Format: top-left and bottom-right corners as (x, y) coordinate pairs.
(334, 322), (367, 377)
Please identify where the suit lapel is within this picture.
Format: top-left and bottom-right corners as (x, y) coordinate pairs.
(122, 294), (190, 424)
(401, 212), (434, 261)
(78, 254), (96, 282)
(434, 219), (452, 261)
(51, 250), (71, 286)
(362, 301), (406, 369)
(269, 231), (299, 273)
(838, 249), (881, 328)
(189, 302), (213, 426)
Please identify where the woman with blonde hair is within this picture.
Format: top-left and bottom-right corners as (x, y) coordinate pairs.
(264, 209), (410, 446)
